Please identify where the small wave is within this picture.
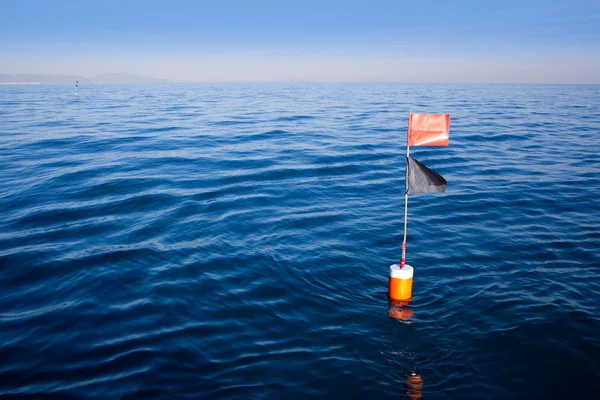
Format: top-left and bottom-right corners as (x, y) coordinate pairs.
(1, 83), (600, 399)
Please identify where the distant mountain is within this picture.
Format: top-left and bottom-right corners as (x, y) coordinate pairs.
(88, 73), (168, 84)
(0, 73), (167, 84)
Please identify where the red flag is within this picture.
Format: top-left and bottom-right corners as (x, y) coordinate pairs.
(408, 113), (450, 146)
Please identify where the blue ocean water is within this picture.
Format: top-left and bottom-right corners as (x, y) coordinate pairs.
(1, 83), (599, 399)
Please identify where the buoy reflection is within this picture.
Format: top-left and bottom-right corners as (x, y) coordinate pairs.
(387, 299), (420, 396)
(387, 298), (413, 322)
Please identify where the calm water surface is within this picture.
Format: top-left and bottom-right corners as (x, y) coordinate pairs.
(1, 83), (599, 399)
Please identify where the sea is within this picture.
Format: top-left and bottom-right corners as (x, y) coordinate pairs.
(1, 83), (599, 399)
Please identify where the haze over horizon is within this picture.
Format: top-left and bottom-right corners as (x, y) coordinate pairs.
(1, 0), (599, 84)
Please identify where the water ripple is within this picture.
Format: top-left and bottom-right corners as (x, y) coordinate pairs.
(0, 83), (599, 399)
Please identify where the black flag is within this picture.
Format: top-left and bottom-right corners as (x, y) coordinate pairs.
(406, 156), (447, 194)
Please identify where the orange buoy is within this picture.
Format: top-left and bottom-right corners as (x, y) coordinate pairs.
(405, 371), (423, 400)
(388, 264), (413, 300)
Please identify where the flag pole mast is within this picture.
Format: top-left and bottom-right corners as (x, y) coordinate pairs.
(401, 112), (410, 268)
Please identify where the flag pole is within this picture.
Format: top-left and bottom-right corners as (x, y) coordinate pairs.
(401, 112), (410, 267)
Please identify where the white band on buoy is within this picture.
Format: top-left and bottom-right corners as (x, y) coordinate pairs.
(389, 264), (413, 279)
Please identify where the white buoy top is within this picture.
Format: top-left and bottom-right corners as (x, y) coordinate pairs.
(389, 264), (414, 279)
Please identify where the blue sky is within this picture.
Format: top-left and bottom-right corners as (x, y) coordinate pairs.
(1, 0), (599, 83)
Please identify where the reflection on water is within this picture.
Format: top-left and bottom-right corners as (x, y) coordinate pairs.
(388, 299), (423, 399)
(388, 298), (414, 323)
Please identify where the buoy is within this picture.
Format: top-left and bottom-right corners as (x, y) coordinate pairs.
(405, 371), (423, 399)
(388, 264), (413, 300)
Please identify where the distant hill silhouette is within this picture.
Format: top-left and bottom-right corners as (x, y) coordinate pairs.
(0, 73), (168, 84)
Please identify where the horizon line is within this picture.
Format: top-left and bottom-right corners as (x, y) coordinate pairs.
(1, 80), (599, 85)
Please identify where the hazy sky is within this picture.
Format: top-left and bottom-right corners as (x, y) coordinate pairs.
(1, 0), (599, 83)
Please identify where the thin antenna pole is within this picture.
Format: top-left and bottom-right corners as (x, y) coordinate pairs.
(401, 112), (411, 267)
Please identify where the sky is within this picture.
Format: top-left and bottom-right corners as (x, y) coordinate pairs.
(1, 0), (599, 83)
